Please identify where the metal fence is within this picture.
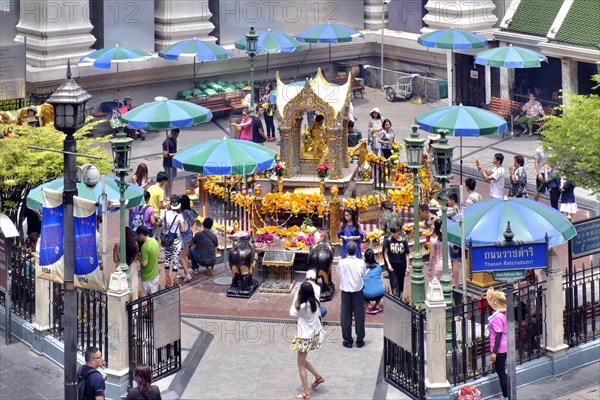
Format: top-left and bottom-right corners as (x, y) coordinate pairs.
(564, 265), (600, 346)
(127, 285), (182, 386)
(10, 239), (35, 322)
(50, 283), (109, 365)
(207, 190), (252, 234)
(383, 294), (426, 400)
(448, 283), (546, 385)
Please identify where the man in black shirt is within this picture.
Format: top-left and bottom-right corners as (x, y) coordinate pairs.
(251, 106), (267, 145)
(162, 128), (179, 197)
(383, 224), (410, 298)
(189, 217), (219, 276)
(78, 346), (105, 400)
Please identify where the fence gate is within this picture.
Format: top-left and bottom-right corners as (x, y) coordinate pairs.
(127, 285), (182, 386)
(383, 294), (426, 400)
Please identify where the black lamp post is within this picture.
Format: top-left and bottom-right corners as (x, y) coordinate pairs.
(404, 124), (426, 306)
(46, 60), (92, 400)
(109, 127), (134, 277)
(246, 26), (258, 117)
(431, 128), (455, 348)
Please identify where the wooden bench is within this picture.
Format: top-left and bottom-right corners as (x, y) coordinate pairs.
(329, 76), (365, 98)
(191, 95), (233, 116)
(484, 97), (521, 121)
(224, 91), (246, 114)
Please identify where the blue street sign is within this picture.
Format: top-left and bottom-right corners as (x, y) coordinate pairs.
(471, 242), (548, 272)
(571, 216), (600, 259)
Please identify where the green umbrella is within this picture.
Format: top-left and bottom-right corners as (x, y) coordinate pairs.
(27, 177), (144, 211)
(234, 30), (303, 74)
(120, 99), (212, 130)
(475, 45), (547, 68)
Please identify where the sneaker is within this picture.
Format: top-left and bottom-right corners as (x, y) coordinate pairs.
(192, 268), (200, 276)
(372, 307), (383, 314)
(207, 266), (213, 276)
(184, 274), (192, 282)
(365, 308), (377, 315)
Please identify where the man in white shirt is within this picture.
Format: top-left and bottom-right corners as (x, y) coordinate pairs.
(465, 178), (482, 207)
(533, 146), (552, 202)
(336, 241), (366, 348)
(477, 153), (505, 199)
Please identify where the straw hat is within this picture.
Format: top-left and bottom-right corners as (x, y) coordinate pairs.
(427, 133), (440, 141)
(486, 287), (506, 312)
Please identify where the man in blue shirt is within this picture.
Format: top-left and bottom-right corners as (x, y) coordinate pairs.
(78, 346), (105, 400)
(162, 128), (179, 197)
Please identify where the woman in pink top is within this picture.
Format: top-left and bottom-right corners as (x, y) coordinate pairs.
(232, 108), (252, 141)
(487, 287), (508, 400)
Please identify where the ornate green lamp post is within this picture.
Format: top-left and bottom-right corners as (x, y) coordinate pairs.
(246, 26), (258, 117)
(109, 127), (134, 278)
(404, 124), (426, 306)
(47, 60), (92, 400)
(430, 128), (455, 309)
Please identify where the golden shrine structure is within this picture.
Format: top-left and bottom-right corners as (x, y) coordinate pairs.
(275, 68), (352, 180)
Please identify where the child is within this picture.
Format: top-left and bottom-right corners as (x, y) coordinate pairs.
(559, 175), (578, 220)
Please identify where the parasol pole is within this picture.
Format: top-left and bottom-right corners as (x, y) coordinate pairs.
(460, 137), (463, 183)
(193, 55), (196, 87)
(329, 43), (332, 78)
(266, 52), (269, 74)
(101, 176), (108, 284)
(214, 174), (231, 285)
(459, 183), (467, 303)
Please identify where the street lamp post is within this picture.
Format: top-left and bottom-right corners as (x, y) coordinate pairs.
(246, 26), (258, 117)
(47, 60), (92, 400)
(404, 124), (426, 306)
(109, 127), (134, 278)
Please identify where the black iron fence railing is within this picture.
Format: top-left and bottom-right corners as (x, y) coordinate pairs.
(10, 240), (35, 322)
(383, 294), (426, 400)
(564, 265), (600, 347)
(50, 283), (108, 365)
(448, 283), (546, 385)
(127, 285), (181, 386)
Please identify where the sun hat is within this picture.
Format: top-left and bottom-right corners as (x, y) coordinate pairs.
(27, 106), (37, 114)
(370, 107), (380, 117)
(486, 287), (507, 312)
(170, 195), (181, 210)
(306, 270), (317, 280)
(427, 133), (440, 141)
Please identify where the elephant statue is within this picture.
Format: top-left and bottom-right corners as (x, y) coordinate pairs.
(227, 237), (259, 298)
(306, 240), (335, 302)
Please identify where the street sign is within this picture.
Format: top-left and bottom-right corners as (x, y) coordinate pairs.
(471, 241), (547, 272)
(571, 216), (600, 259)
(493, 270), (526, 280)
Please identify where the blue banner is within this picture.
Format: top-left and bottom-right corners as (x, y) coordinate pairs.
(39, 204), (64, 267)
(471, 242), (547, 272)
(74, 213), (98, 275)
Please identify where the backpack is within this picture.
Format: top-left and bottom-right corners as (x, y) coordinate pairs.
(160, 212), (178, 247)
(77, 367), (100, 400)
(131, 206), (149, 239)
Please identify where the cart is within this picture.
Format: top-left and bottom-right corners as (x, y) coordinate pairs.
(384, 74), (418, 102)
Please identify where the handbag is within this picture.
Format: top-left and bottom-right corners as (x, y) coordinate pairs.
(160, 212), (178, 247)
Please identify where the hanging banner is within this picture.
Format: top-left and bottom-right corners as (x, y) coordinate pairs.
(37, 188), (65, 284)
(74, 195), (105, 291)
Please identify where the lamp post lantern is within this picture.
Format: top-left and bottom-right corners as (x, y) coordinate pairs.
(431, 128), (455, 348)
(246, 26), (258, 117)
(109, 127), (134, 278)
(46, 60), (92, 400)
(404, 124), (426, 306)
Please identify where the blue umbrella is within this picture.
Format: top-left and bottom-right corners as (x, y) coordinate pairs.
(27, 177), (144, 211)
(475, 45), (547, 68)
(296, 24), (363, 75)
(415, 105), (507, 137)
(79, 45), (153, 70)
(447, 198), (576, 247)
(158, 38), (233, 84)
(173, 137), (277, 176)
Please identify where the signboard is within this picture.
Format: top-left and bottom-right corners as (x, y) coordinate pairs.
(471, 242), (547, 272)
(571, 216), (600, 259)
(153, 287), (181, 349)
(493, 270), (526, 280)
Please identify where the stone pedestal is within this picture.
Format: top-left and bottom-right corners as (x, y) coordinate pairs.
(105, 269), (130, 376)
(33, 275), (52, 332)
(425, 278), (450, 398)
(15, 0), (96, 68)
(355, 180), (374, 197)
(364, 0), (388, 30)
(154, 0), (216, 51)
(423, 0), (498, 31)
(544, 249), (568, 357)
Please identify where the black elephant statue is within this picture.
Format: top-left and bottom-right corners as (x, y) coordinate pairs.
(227, 237), (259, 298)
(306, 240), (335, 302)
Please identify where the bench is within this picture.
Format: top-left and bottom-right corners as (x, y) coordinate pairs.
(224, 91), (246, 114)
(190, 95), (233, 116)
(329, 76), (365, 98)
(484, 97), (521, 121)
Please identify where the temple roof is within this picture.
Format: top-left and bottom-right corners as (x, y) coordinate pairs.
(275, 68), (351, 119)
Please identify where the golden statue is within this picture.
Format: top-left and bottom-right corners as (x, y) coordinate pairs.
(301, 114), (327, 159)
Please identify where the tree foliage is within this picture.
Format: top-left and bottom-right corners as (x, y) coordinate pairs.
(540, 75), (600, 195)
(0, 119), (112, 218)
